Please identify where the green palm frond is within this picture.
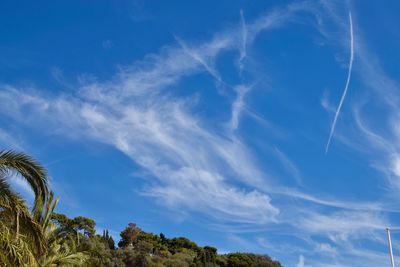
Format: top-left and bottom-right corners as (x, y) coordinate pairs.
(0, 150), (49, 220)
(0, 150), (89, 266)
(0, 222), (37, 267)
(35, 191), (89, 266)
(40, 221), (89, 267)
(39, 191), (59, 230)
(0, 177), (46, 258)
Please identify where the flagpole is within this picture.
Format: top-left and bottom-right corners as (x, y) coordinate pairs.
(387, 227), (395, 267)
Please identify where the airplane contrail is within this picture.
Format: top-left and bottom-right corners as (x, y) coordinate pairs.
(239, 9), (247, 74)
(175, 36), (224, 84)
(325, 11), (354, 153)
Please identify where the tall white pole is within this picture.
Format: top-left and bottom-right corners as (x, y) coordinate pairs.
(387, 227), (395, 267)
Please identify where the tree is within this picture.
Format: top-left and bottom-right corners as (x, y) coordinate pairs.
(51, 213), (96, 245)
(37, 191), (89, 266)
(118, 223), (141, 248)
(0, 150), (88, 266)
(227, 253), (254, 267)
(51, 212), (72, 229)
(0, 179), (43, 266)
(225, 253), (283, 267)
(73, 216), (96, 238)
(0, 150), (49, 266)
(102, 229), (115, 250)
(38, 223), (89, 267)
(160, 233), (167, 244)
(168, 237), (199, 253)
(194, 246), (217, 267)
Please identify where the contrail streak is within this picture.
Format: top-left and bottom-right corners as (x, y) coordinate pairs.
(175, 36), (224, 84)
(239, 9), (247, 74)
(325, 11), (354, 153)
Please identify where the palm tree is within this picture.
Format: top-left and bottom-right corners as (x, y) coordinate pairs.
(0, 150), (49, 265)
(0, 150), (89, 266)
(36, 192), (89, 266)
(0, 178), (43, 266)
(0, 150), (49, 219)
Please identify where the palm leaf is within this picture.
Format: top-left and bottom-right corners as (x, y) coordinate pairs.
(0, 177), (46, 258)
(0, 150), (49, 220)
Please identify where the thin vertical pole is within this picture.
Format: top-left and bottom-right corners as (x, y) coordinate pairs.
(387, 227), (395, 267)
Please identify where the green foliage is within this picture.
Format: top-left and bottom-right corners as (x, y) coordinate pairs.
(51, 212), (71, 227)
(168, 237), (199, 253)
(74, 216), (96, 237)
(103, 229), (116, 250)
(118, 223), (142, 248)
(0, 150), (49, 266)
(227, 253), (254, 267)
(224, 253), (282, 267)
(0, 222), (36, 266)
(194, 246), (218, 267)
(51, 213), (96, 238)
(216, 255), (227, 267)
(0, 150), (49, 220)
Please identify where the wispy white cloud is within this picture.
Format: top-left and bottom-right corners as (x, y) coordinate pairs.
(315, 242), (338, 256)
(144, 167), (278, 224)
(298, 210), (387, 243)
(272, 186), (385, 212)
(347, 44), (400, 190)
(308, 244), (395, 267)
(0, 3), (317, 226)
(229, 85), (251, 131)
(296, 255), (305, 267)
(1, 84), (277, 223)
(273, 148), (302, 185)
(0, 32), (270, 226)
(9, 173), (34, 199)
(321, 89), (336, 114)
(286, 208), (391, 266)
(0, 128), (23, 150)
(246, 1), (311, 45)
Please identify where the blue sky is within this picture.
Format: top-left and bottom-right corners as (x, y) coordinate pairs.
(1, 0), (400, 266)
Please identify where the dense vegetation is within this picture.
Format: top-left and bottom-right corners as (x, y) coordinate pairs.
(0, 150), (282, 267)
